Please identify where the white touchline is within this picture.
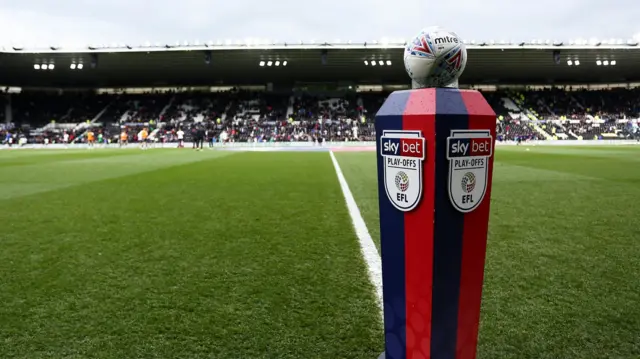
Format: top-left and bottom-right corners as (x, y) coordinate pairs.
(329, 150), (383, 322)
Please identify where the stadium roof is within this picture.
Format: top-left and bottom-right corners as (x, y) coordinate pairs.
(1, 43), (640, 88)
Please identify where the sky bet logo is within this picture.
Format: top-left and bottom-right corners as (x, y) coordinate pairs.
(447, 136), (492, 158)
(381, 137), (426, 159)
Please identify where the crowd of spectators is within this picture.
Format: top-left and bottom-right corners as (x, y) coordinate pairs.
(1, 87), (639, 146)
(512, 87), (640, 139)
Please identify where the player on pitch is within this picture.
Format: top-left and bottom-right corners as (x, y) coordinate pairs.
(138, 127), (149, 150)
(194, 124), (205, 151)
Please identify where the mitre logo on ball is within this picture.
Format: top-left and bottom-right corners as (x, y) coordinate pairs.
(404, 26), (467, 88)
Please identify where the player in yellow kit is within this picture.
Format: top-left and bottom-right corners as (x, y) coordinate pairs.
(86, 130), (95, 148)
(138, 127), (149, 150)
(120, 130), (128, 147)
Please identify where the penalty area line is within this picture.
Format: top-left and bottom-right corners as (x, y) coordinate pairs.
(329, 150), (383, 321)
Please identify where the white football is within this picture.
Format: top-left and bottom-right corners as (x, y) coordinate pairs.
(403, 26), (467, 88)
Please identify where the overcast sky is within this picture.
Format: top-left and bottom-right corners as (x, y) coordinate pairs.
(0, 0), (638, 48)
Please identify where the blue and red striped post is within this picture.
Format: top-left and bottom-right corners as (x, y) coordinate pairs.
(375, 88), (496, 359)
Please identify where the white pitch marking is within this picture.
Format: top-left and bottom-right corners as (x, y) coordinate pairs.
(329, 150), (383, 321)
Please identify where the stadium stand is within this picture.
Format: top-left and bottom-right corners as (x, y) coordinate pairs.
(10, 91), (109, 126)
(508, 87), (640, 140)
(99, 92), (172, 124)
(2, 87), (640, 146)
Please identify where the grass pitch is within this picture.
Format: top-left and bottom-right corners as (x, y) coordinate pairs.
(337, 145), (640, 359)
(0, 149), (381, 359)
(1, 145), (639, 359)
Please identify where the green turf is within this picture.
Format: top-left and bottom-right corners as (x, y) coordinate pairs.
(2, 145), (639, 359)
(335, 145), (640, 359)
(0, 149), (382, 359)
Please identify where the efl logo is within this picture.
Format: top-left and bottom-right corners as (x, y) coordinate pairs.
(446, 130), (493, 213)
(380, 130), (426, 212)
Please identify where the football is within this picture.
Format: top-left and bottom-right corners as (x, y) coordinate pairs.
(403, 26), (467, 88)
